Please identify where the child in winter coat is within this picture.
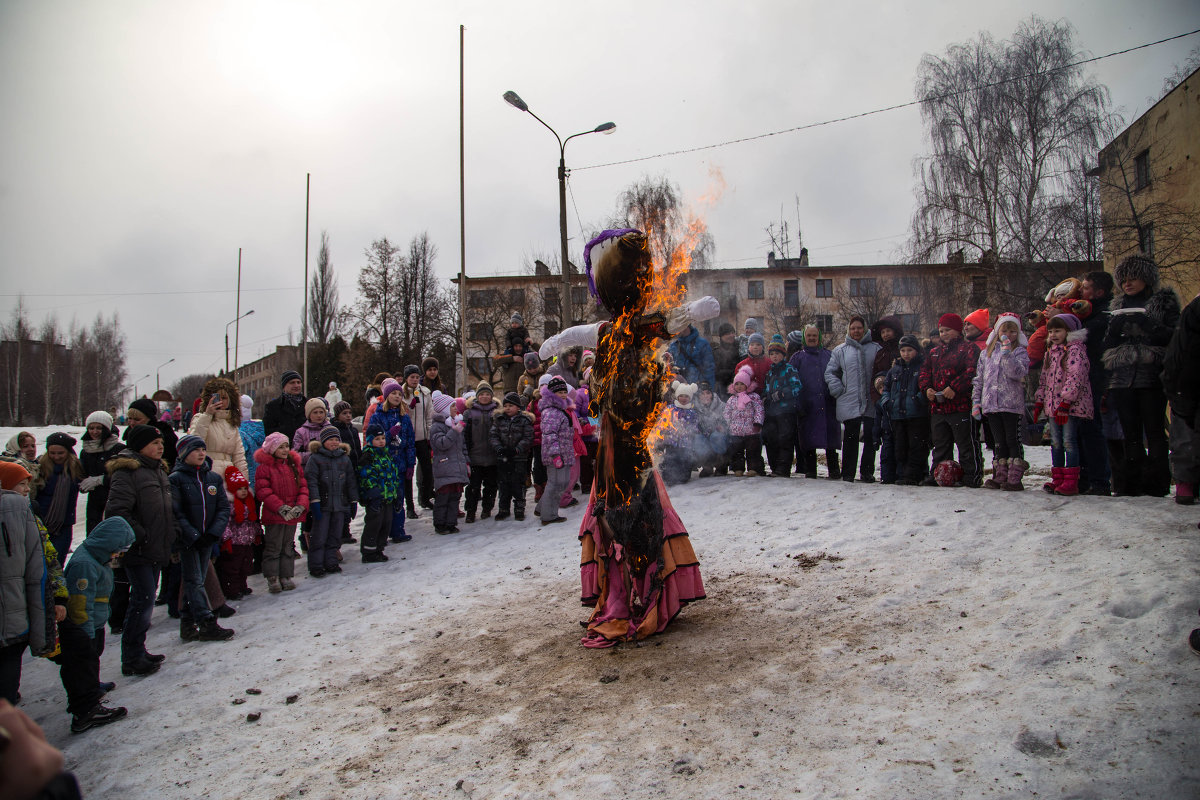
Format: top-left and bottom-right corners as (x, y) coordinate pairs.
(254, 432), (309, 593)
(304, 427), (359, 577)
(762, 340), (803, 477)
(918, 313), (981, 487)
(574, 384), (598, 497)
(370, 378), (417, 542)
(971, 313), (1030, 490)
(735, 333), (771, 398)
(0, 461), (50, 705)
(35, 432), (83, 565)
(169, 436), (234, 642)
(56, 517), (135, 733)
(218, 467), (261, 599)
(872, 374), (896, 483)
(357, 424), (401, 561)
(489, 392), (535, 521)
(882, 335), (931, 485)
(724, 365), (766, 476)
(1035, 313), (1093, 496)
(538, 377), (576, 524)
(292, 398), (330, 464)
(463, 382), (500, 523)
(657, 382), (700, 485)
(429, 393), (468, 534)
(693, 382), (729, 476)
(332, 400), (362, 547)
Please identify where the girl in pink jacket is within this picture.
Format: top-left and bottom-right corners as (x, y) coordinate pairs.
(1035, 313), (1092, 496)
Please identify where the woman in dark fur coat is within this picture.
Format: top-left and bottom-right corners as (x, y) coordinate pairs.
(1101, 253), (1181, 496)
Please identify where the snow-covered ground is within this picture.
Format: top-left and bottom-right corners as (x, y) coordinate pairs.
(7, 425), (1199, 799)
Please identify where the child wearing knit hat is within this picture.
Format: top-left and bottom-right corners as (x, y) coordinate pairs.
(303, 427), (359, 577)
(254, 431), (309, 592)
(762, 342), (803, 477)
(217, 466), (262, 599)
(429, 392), (468, 533)
(723, 366), (765, 476)
(489, 390), (535, 520)
(1035, 313), (1093, 496)
(291, 397), (330, 465)
(357, 424), (401, 560)
(882, 335), (931, 485)
(918, 312), (982, 487)
(657, 382), (700, 485)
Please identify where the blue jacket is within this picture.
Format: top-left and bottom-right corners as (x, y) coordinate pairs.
(169, 457), (230, 549)
(238, 419), (266, 484)
(64, 517), (135, 638)
(882, 355), (929, 420)
(763, 361), (803, 417)
(667, 326), (716, 388)
(371, 406), (417, 473)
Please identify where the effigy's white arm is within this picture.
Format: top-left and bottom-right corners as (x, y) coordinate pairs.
(666, 295), (721, 333)
(539, 322), (603, 360)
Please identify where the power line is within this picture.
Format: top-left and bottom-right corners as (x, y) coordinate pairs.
(0, 287), (303, 298)
(576, 28), (1200, 172)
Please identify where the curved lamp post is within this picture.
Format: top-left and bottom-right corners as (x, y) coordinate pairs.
(225, 309), (255, 375)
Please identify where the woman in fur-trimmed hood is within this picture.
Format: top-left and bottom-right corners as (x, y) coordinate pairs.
(1101, 253), (1181, 496)
(186, 376), (249, 481)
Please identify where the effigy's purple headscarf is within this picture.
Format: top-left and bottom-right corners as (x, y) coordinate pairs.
(584, 228), (640, 307)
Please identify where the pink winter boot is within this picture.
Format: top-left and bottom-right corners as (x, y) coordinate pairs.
(1175, 481), (1195, 506)
(1043, 466), (1062, 494)
(1055, 466), (1080, 496)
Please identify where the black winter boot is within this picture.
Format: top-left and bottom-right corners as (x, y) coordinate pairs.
(826, 451), (841, 480)
(197, 618), (235, 641)
(179, 619), (199, 642)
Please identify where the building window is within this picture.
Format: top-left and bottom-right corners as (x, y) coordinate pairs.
(747, 280), (764, 299)
(543, 319), (560, 338)
(784, 315), (803, 332)
(1139, 223), (1155, 259)
(899, 313), (921, 334)
(468, 289), (496, 308)
(936, 277), (954, 298)
(508, 288), (525, 306)
(571, 286), (589, 306)
(469, 322), (493, 341)
(893, 276), (920, 296)
(970, 276), (987, 308)
(815, 278), (833, 298)
(784, 279), (799, 308)
(815, 315), (833, 334)
(543, 287), (559, 312)
(1134, 149), (1150, 191)
(849, 278), (876, 297)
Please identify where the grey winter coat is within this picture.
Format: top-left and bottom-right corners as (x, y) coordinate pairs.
(104, 449), (178, 569)
(304, 442), (359, 514)
(464, 398), (499, 467)
(429, 414), (470, 490)
(0, 490), (46, 653)
(824, 331), (881, 421)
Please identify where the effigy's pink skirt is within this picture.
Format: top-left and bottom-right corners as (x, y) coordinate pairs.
(578, 471), (705, 647)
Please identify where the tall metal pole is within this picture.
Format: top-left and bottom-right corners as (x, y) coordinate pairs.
(458, 24), (468, 393)
(303, 173), (310, 396)
(234, 247), (242, 377)
(557, 154), (571, 326)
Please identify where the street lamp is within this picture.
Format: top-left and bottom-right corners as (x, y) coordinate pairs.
(503, 90), (615, 326)
(225, 309), (255, 375)
(155, 358), (175, 393)
(118, 374), (151, 405)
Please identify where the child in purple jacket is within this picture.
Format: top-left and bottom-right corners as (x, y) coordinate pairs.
(537, 377), (575, 525)
(971, 314), (1030, 490)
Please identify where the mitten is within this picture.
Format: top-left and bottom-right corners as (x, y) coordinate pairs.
(409, 396), (420, 409)
(553, 455), (564, 469)
(999, 335), (1012, 352)
(971, 405), (982, 421)
(1054, 402), (1071, 426)
(1031, 402), (1043, 423)
(311, 501), (323, 522)
(220, 538), (234, 555)
(80, 475), (104, 492)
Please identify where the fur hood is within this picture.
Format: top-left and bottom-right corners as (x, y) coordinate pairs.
(1065, 328), (1088, 344)
(202, 376), (242, 427)
(491, 408), (536, 423)
(254, 446), (302, 469)
(307, 440), (352, 456)
(106, 450), (169, 475)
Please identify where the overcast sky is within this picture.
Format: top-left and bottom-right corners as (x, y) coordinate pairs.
(1, 0), (1196, 394)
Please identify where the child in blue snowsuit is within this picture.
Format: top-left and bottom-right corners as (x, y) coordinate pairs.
(370, 379), (417, 543)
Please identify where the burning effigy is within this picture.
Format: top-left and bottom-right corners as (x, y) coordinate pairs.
(538, 228), (719, 648)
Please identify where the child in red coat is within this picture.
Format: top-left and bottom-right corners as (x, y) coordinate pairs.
(218, 466), (262, 599)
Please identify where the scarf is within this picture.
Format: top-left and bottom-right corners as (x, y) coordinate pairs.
(43, 464), (74, 533)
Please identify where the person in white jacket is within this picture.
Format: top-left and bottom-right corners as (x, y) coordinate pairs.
(187, 377), (249, 481)
(324, 382), (342, 409)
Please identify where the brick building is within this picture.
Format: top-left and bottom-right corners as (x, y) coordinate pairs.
(232, 344), (301, 418)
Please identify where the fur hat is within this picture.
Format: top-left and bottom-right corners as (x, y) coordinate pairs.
(304, 397), (327, 420)
(938, 313), (964, 333)
(380, 378), (402, 400)
(45, 432), (77, 452)
(431, 391), (455, 417)
(476, 381), (494, 396)
(85, 410), (114, 431)
(403, 364), (421, 379)
(732, 366), (755, 390)
(524, 352), (541, 370)
(1113, 253), (1159, 291)
(986, 314), (1029, 347)
(421, 356), (440, 372)
(1047, 312), (1082, 332)
(262, 432), (290, 455)
(318, 425), (342, 445)
(176, 434), (206, 463)
(503, 391), (521, 407)
(748, 333), (766, 349)
(898, 334), (922, 352)
(128, 398), (157, 421)
(963, 308), (990, 331)
(0, 460), (31, 490)
(280, 370), (302, 389)
(718, 321), (735, 337)
(547, 376), (568, 394)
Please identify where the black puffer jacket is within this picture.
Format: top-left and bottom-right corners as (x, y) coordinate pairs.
(488, 408), (535, 461)
(1162, 294), (1200, 425)
(1102, 287), (1181, 390)
(80, 432), (125, 532)
(104, 449), (177, 568)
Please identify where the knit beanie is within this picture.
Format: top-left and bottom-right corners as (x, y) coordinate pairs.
(318, 426), (342, 445)
(380, 378), (402, 400)
(744, 318), (759, 333)
(718, 322), (735, 337)
(225, 465), (250, 493)
(363, 423), (386, 443)
(898, 334), (922, 352)
(538, 373), (554, 387)
(454, 397), (467, 416)
(431, 391), (455, 417)
(403, 364), (421, 379)
(304, 397), (327, 420)
(175, 434), (206, 463)
(733, 366), (754, 389)
(503, 391), (521, 407)
(128, 398), (157, 421)
(986, 314), (1029, 347)
(46, 432), (77, 452)
(85, 410), (114, 431)
(524, 352), (541, 370)
(329, 401), (349, 420)
(262, 432), (290, 455)
(748, 333), (765, 349)
(547, 376), (568, 394)
(937, 313), (964, 333)
(768, 340), (787, 356)
(963, 308), (990, 331)
(511, 312), (524, 325)
(240, 394), (254, 420)
(786, 330), (805, 347)
(280, 370), (302, 389)
(0, 461), (32, 490)
(476, 381), (493, 395)
(1048, 312), (1082, 332)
